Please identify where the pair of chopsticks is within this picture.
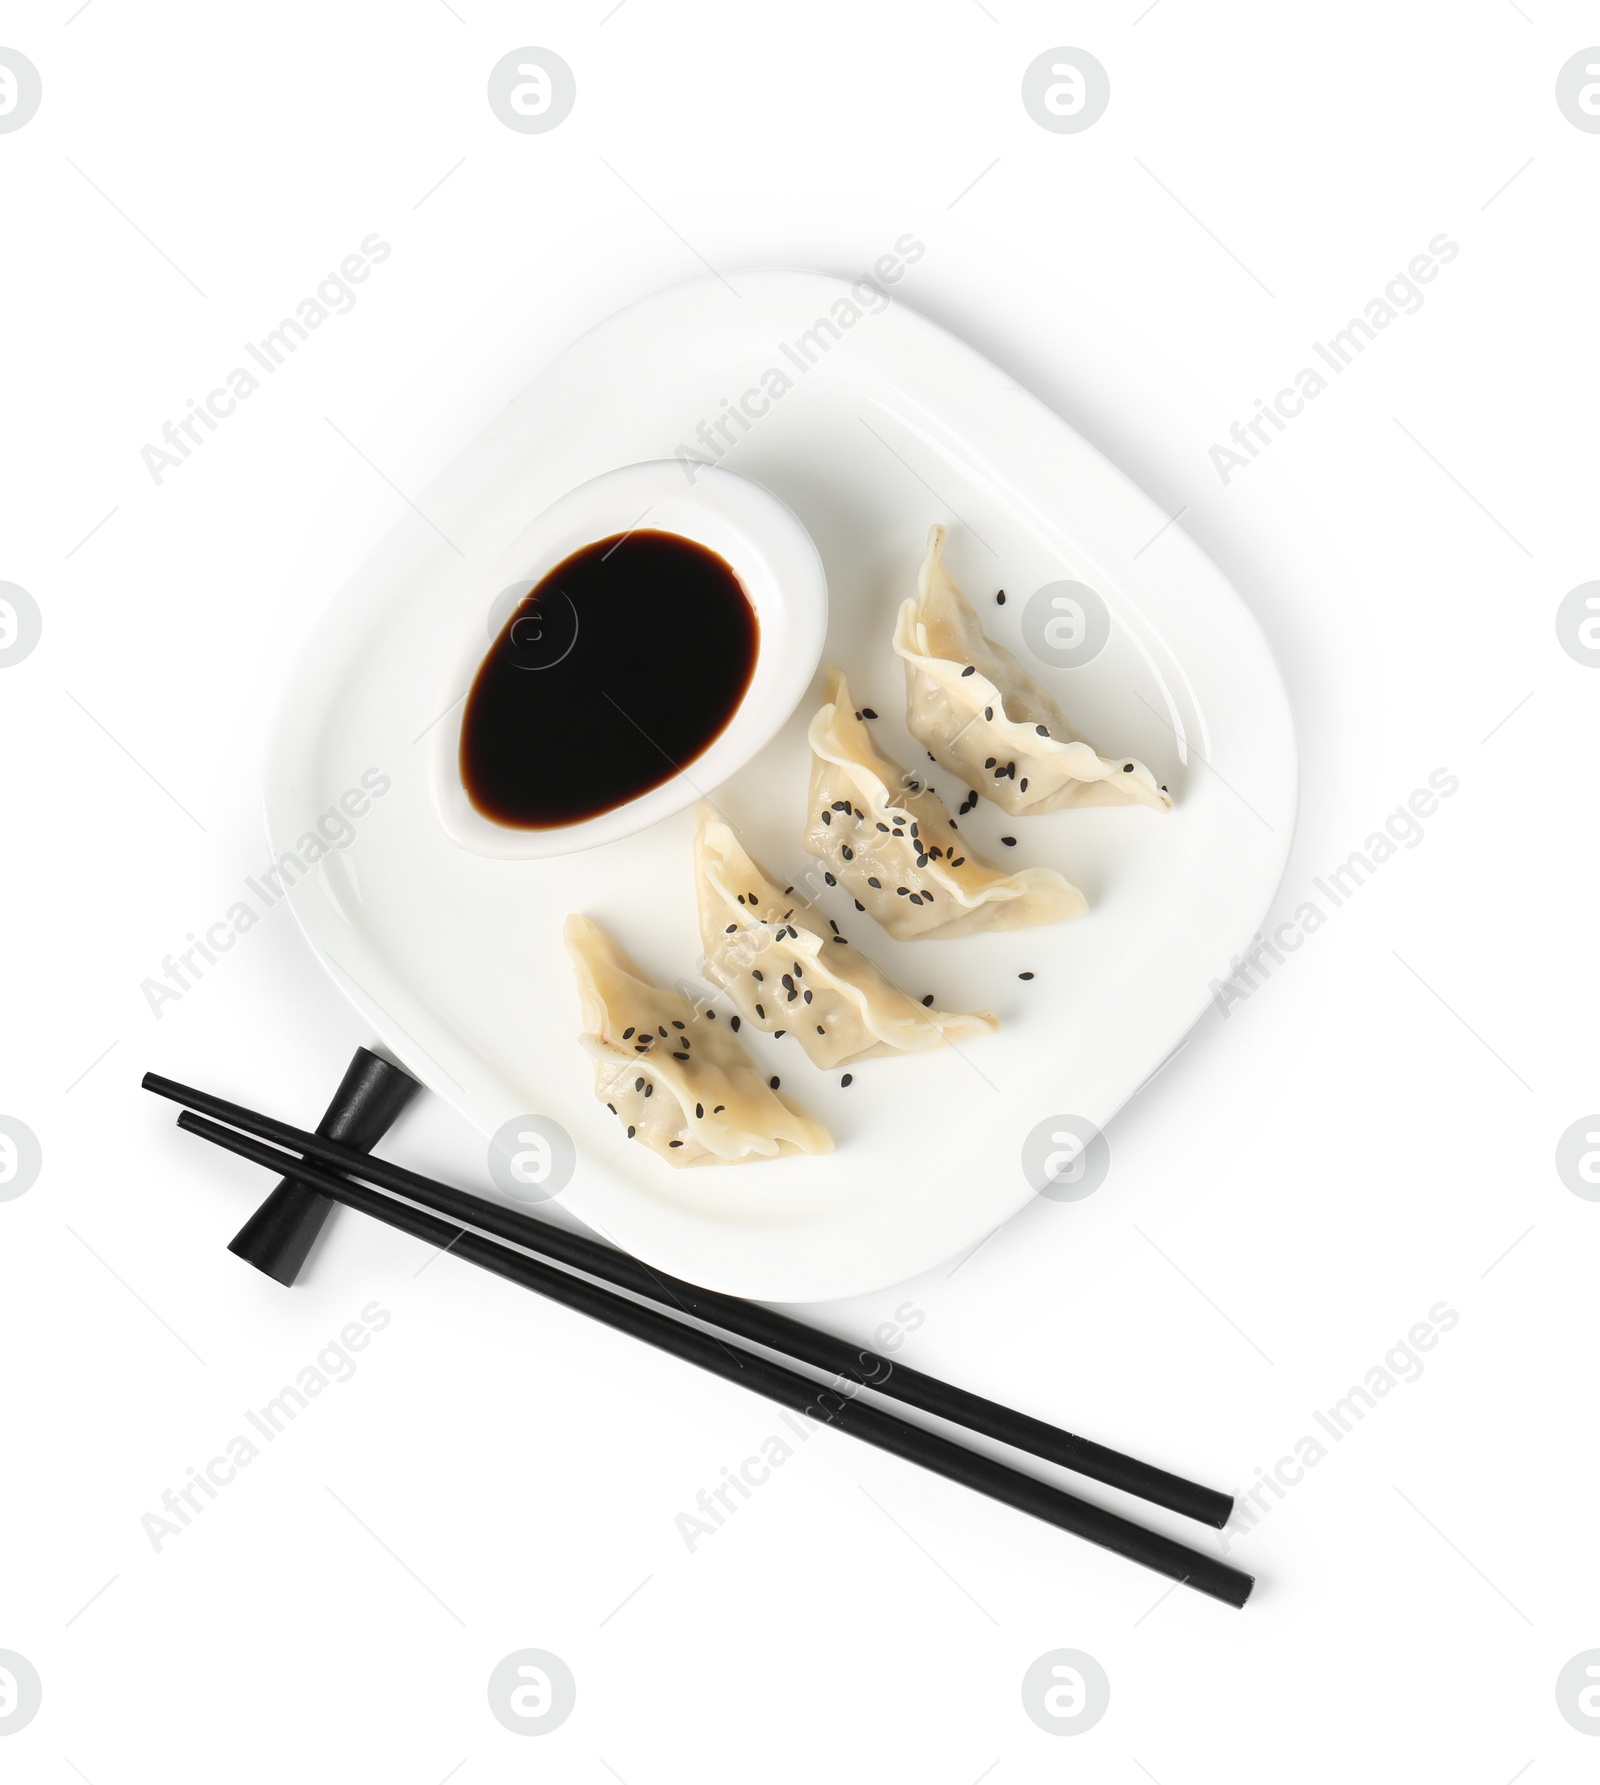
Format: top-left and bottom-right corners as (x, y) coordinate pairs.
(143, 1071), (1252, 1608)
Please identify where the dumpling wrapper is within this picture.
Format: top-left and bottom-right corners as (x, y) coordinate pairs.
(803, 667), (1086, 941)
(694, 805), (998, 1068)
(894, 525), (1172, 816)
(564, 914), (831, 1167)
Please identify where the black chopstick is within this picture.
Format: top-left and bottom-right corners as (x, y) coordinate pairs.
(171, 1106), (1252, 1607)
(142, 1071), (1232, 1529)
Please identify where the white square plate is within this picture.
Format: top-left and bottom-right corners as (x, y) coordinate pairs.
(266, 271), (1297, 1303)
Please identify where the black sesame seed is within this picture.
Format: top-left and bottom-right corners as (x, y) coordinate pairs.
(867, 876), (881, 888)
(672, 1051), (689, 1061)
(841, 845), (853, 860)
(1035, 724), (1049, 737)
(832, 800), (850, 813)
(909, 893), (924, 905)
(824, 871), (837, 886)
(1019, 778), (1029, 792)
(634, 1077), (645, 1092)
(961, 665), (976, 677)
(769, 1076), (780, 1090)
(921, 994), (935, 1006)
(695, 1103), (704, 1119)
(1001, 836), (1016, 847)
(876, 821), (889, 833)
(1123, 762), (1134, 772)
(729, 1015), (741, 1031)
(816, 1024), (825, 1034)
(644, 1084), (653, 1097)
(658, 1026), (667, 1037)
(854, 900), (865, 911)
(862, 707), (878, 719)
(804, 990), (814, 1003)
(841, 1072), (854, 1086)
(822, 810), (832, 825)
(623, 1026), (635, 1039)
(752, 969), (764, 981)
(725, 924), (737, 934)
(607, 1103), (616, 1113)
(705, 1009), (716, 1019)
(671, 1020), (685, 1030)
(984, 706), (993, 721)
(714, 1103), (725, 1113)
(995, 590), (1006, 605)
(774, 1029), (786, 1039)
(896, 886), (909, 896)
(782, 973), (795, 990)
(985, 757), (996, 769)
(755, 1003), (765, 1018)
(669, 1139), (683, 1148)
(1019, 971), (1034, 980)
(627, 1125), (636, 1138)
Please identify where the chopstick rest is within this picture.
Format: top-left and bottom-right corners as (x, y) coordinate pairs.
(225, 1047), (419, 1285)
(174, 1105), (1255, 1608)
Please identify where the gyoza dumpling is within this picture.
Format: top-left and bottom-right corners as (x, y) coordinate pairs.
(565, 914), (830, 1167)
(803, 668), (1086, 941)
(894, 525), (1172, 816)
(694, 805), (998, 1067)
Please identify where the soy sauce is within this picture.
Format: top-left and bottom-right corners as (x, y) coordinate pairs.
(461, 530), (759, 829)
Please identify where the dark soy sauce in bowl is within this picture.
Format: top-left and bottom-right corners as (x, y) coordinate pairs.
(460, 530), (759, 830)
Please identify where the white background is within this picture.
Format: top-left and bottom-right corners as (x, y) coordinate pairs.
(3, 2), (1598, 1778)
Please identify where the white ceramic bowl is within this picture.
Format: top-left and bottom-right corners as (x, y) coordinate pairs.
(430, 461), (828, 859)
